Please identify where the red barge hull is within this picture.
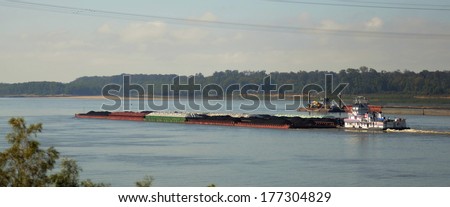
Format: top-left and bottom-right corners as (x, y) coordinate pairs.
(75, 114), (109, 119)
(235, 122), (291, 129)
(184, 120), (290, 129)
(107, 111), (149, 121)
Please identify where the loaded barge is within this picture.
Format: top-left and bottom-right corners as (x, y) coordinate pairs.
(75, 111), (343, 129)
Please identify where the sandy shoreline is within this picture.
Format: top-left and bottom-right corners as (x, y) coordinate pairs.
(382, 107), (450, 116)
(2, 95), (449, 116)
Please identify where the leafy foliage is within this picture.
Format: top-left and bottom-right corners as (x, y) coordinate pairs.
(50, 158), (82, 187)
(0, 118), (108, 187)
(0, 118), (59, 186)
(135, 175), (154, 187)
(80, 179), (111, 187)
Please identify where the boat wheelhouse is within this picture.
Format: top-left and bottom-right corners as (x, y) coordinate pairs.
(343, 96), (408, 130)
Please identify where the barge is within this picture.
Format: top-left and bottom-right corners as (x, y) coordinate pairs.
(236, 114), (291, 129)
(108, 111), (150, 121)
(75, 111), (110, 119)
(145, 112), (187, 123)
(185, 114), (238, 127)
(75, 111), (343, 129)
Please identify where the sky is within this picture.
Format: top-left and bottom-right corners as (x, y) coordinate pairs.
(1, 0), (449, 83)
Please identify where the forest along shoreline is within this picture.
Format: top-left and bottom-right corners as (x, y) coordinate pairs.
(1, 95), (449, 116)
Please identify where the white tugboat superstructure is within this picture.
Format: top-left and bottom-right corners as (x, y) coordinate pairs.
(343, 96), (408, 130)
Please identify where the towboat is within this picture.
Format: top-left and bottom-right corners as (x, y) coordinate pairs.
(343, 96), (408, 130)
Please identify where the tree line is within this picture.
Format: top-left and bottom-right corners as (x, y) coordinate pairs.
(0, 67), (448, 96)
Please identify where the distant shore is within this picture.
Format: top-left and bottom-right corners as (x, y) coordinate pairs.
(2, 95), (449, 116)
(0, 95), (169, 100)
(382, 106), (450, 116)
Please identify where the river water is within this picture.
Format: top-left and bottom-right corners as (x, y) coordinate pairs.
(0, 97), (449, 186)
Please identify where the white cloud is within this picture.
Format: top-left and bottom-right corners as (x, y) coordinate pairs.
(2, 9), (449, 83)
(119, 21), (167, 43)
(196, 12), (218, 22)
(97, 23), (113, 34)
(45, 39), (93, 50)
(365, 17), (383, 30)
(97, 20), (218, 45)
(170, 28), (210, 42)
(318, 19), (346, 31)
(176, 51), (248, 65)
(314, 19), (347, 44)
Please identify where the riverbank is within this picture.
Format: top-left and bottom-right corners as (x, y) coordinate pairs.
(2, 95), (449, 116)
(382, 106), (450, 116)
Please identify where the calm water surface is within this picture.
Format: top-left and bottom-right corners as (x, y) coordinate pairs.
(0, 97), (449, 186)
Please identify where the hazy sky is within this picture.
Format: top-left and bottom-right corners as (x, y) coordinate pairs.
(1, 0), (449, 83)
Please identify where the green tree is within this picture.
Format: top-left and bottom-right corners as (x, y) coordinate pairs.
(0, 117), (108, 187)
(80, 179), (110, 187)
(50, 158), (82, 187)
(0, 117), (59, 187)
(135, 175), (154, 187)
